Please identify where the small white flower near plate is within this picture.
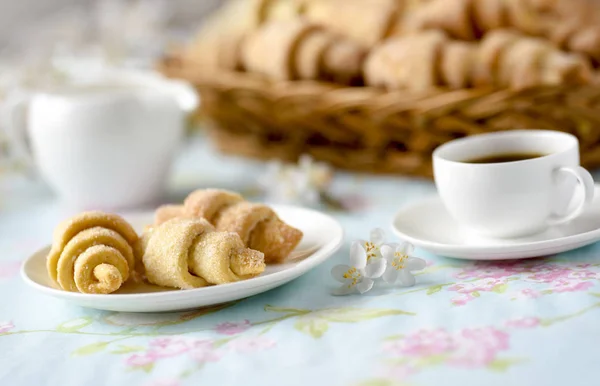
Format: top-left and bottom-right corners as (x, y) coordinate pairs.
(330, 228), (427, 295)
(391, 184), (600, 260)
(330, 240), (386, 295)
(21, 205), (343, 312)
(380, 243), (426, 286)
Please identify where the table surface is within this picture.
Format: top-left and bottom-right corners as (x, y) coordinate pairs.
(1, 136), (599, 386)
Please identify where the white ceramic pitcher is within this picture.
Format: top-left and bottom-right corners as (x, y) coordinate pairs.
(4, 70), (198, 209)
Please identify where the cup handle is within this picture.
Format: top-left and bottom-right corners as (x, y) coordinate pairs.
(3, 92), (34, 173)
(548, 166), (595, 226)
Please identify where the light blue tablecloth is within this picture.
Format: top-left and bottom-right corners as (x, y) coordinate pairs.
(1, 136), (599, 386)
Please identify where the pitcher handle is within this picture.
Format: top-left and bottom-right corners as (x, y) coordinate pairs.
(3, 92), (34, 174)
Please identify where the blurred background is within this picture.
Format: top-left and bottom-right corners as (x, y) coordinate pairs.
(0, 0), (221, 173)
(3, 0), (600, 208)
(0, 0), (220, 52)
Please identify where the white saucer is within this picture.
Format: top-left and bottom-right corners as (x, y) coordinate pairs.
(21, 205), (343, 312)
(391, 185), (600, 260)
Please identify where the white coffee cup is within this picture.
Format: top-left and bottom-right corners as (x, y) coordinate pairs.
(433, 130), (595, 238)
(4, 73), (194, 210)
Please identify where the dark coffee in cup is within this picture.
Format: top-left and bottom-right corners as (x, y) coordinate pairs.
(463, 152), (546, 164)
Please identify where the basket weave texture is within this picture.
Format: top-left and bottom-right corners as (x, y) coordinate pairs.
(161, 58), (600, 177)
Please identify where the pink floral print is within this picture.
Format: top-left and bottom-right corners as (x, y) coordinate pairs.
(189, 341), (222, 363)
(519, 288), (542, 299)
(455, 262), (518, 280)
(125, 337), (213, 369)
(448, 278), (507, 305)
(505, 317), (540, 328)
(451, 294), (473, 306)
(124, 335), (275, 370)
(149, 338), (190, 358)
(450, 327), (509, 367)
(385, 328), (456, 357)
(552, 281), (593, 292)
(382, 326), (514, 379)
(126, 354), (156, 367)
(144, 379), (180, 386)
(229, 337), (276, 354)
(449, 278), (505, 293)
(215, 320), (251, 335)
(447, 260), (600, 304)
(0, 321), (14, 333)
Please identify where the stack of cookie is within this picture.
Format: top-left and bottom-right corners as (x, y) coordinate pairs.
(46, 190), (304, 294)
(181, 0), (598, 90)
(366, 29), (591, 91)
(162, 0), (600, 177)
(403, 0), (600, 65)
(242, 20), (365, 84)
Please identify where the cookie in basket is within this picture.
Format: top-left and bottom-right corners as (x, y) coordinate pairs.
(304, 0), (399, 46)
(242, 20), (366, 84)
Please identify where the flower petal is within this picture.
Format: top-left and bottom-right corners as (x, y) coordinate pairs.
(357, 278), (374, 294)
(397, 242), (414, 256)
(370, 228), (386, 246)
(350, 241), (367, 269)
(398, 269), (416, 287)
(406, 257), (426, 271)
(331, 265), (352, 283)
(382, 267), (398, 284)
(380, 244), (397, 261)
(332, 284), (356, 296)
(365, 258), (387, 279)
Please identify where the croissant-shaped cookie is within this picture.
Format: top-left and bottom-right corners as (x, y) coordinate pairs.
(561, 0), (600, 26)
(402, 0), (549, 40)
(142, 218), (265, 289)
(550, 23), (600, 63)
(320, 38), (367, 85)
(183, 0), (316, 70)
(472, 0), (506, 32)
(185, 31), (246, 71)
(503, 0), (547, 36)
(472, 29), (520, 87)
(242, 19), (366, 84)
(365, 30), (450, 91)
(441, 41), (477, 89)
(155, 189), (303, 263)
(366, 30), (591, 91)
(304, 0), (399, 47)
(154, 204), (186, 226)
(183, 0), (272, 70)
(479, 30), (592, 89)
(403, 0), (476, 40)
(47, 212), (139, 294)
(296, 30), (332, 80)
(242, 19), (318, 80)
(404, 0), (600, 65)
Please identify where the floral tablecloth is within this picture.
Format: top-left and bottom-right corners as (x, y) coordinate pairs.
(1, 136), (599, 386)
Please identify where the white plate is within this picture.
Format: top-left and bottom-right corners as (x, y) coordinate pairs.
(391, 185), (600, 260)
(21, 205), (343, 312)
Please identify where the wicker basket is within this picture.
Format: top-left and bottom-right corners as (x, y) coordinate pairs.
(160, 56), (600, 178)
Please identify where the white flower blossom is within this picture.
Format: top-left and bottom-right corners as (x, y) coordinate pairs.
(258, 155), (332, 206)
(331, 240), (387, 295)
(359, 228), (386, 262)
(381, 242), (426, 287)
